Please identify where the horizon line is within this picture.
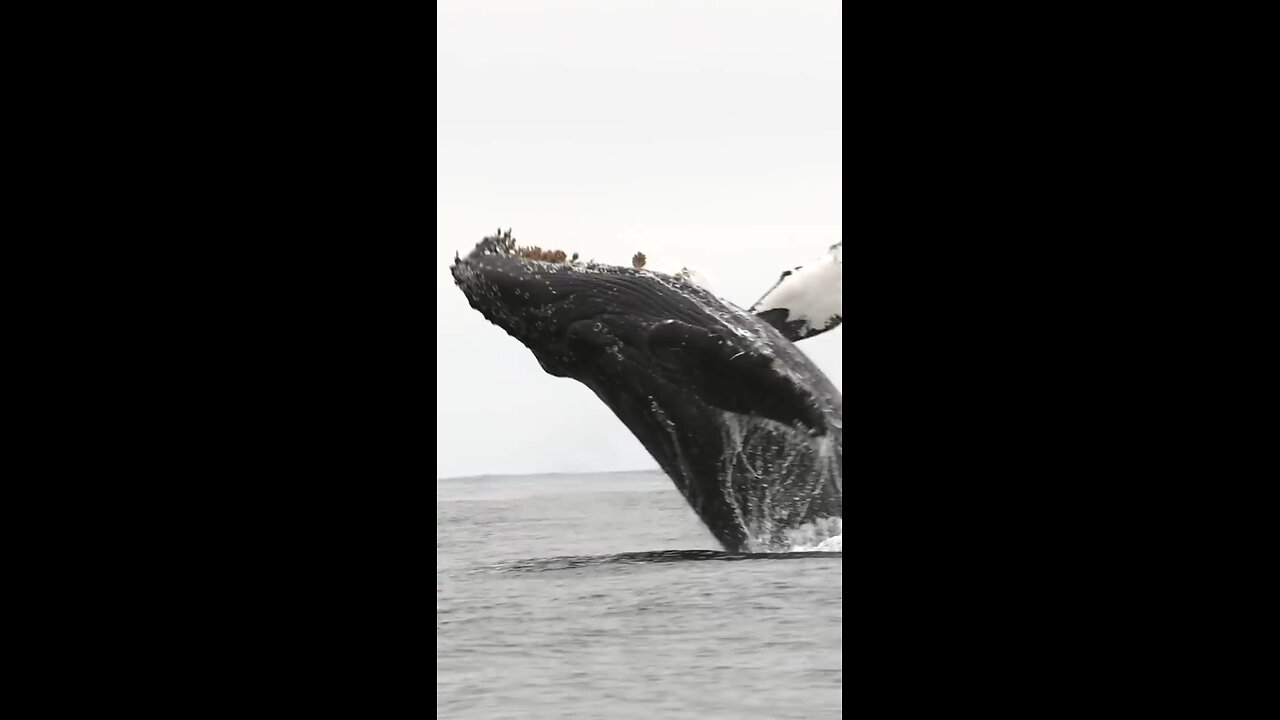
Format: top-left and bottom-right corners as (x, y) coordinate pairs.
(436, 467), (661, 482)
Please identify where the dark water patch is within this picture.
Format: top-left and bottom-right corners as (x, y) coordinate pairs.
(482, 549), (842, 573)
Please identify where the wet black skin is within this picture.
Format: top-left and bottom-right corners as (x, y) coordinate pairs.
(451, 233), (841, 551)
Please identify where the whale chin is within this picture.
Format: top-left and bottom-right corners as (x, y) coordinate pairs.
(452, 230), (842, 552)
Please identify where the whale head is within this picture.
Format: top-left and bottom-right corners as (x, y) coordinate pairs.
(450, 230), (829, 434)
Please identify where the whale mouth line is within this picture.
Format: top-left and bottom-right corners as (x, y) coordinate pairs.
(480, 550), (844, 573)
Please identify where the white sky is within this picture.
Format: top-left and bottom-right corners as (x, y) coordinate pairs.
(437, 0), (842, 478)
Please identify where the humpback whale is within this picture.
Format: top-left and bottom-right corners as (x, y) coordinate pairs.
(450, 230), (842, 552)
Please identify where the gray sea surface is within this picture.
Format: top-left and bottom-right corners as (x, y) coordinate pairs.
(436, 470), (843, 719)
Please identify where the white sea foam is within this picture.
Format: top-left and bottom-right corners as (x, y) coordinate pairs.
(782, 517), (843, 552)
(801, 534), (842, 552)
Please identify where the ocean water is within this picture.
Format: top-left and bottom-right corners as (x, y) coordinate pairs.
(436, 470), (843, 719)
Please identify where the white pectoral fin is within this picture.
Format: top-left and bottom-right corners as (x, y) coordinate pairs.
(750, 243), (843, 342)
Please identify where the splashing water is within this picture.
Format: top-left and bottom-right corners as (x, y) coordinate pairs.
(799, 535), (843, 552)
(784, 517), (843, 552)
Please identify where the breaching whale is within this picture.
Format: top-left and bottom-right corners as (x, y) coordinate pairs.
(450, 230), (842, 552)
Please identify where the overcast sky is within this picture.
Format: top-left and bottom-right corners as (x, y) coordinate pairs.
(436, 0), (842, 478)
